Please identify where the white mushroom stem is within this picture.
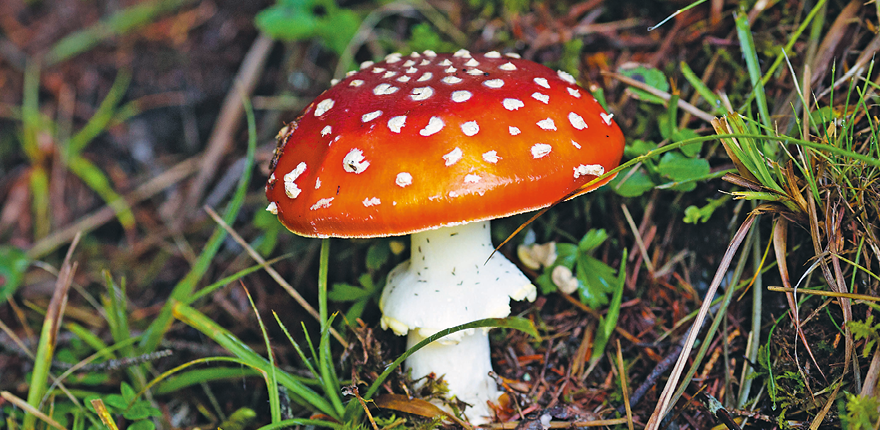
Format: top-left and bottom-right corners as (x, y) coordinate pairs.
(379, 221), (536, 424)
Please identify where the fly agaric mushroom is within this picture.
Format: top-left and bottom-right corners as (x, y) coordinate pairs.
(266, 50), (624, 423)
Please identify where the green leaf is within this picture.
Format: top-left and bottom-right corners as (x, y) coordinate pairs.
(619, 66), (668, 105)
(674, 128), (702, 157)
(624, 139), (657, 158)
(366, 242), (390, 271)
(103, 394), (128, 411)
(120, 382), (136, 403)
(123, 403), (162, 421)
(609, 166), (655, 197)
(0, 246), (30, 305)
(577, 229), (608, 253)
(576, 256), (617, 308)
(127, 420), (156, 430)
(327, 283), (371, 302)
(315, 9), (360, 55)
(658, 152), (710, 181)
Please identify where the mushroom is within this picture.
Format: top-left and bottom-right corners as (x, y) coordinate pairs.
(266, 50), (625, 423)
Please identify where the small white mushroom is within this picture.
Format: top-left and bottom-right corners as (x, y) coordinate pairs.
(551, 265), (579, 294)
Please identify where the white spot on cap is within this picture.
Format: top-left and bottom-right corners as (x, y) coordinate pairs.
(321, 125), (332, 136)
(362, 110), (383, 122)
(411, 87), (434, 101)
(509, 126), (521, 135)
(557, 70), (576, 84)
(505, 52), (521, 58)
(406, 67), (418, 74)
(315, 177), (321, 189)
(417, 72), (433, 82)
(571, 140), (582, 149)
(373, 83), (399, 95)
(482, 150), (500, 163)
(283, 162), (307, 198)
(499, 62), (517, 71)
(601, 112), (615, 125)
(574, 164), (605, 178)
(343, 149), (370, 173)
(461, 121), (479, 136)
(464, 174), (481, 183)
(439, 59), (453, 66)
(532, 92), (549, 104)
(346, 71), (356, 77)
(452, 90), (472, 102)
(444, 66), (457, 73)
(315, 99), (334, 116)
(385, 53), (402, 62)
(410, 52), (421, 57)
(330, 78), (339, 85)
(453, 49), (471, 57)
(449, 190), (459, 198)
(423, 50), (437, 57)
(443, 147), (463, 166)
(503, 98), (524, 110)
(484, 79), (504, 88)
(362, 197), (381, 207)
(372, 67), (386, 73)
(397, 75), (411, 83)
(534, 77), (550, 88)
(568, 112), (588, 130)
(537, 118), (557, 130)
(485, 51), (501, 58)
(359, 61), (374, 69)
(310, 198), (334, 210)
(266, 202), (278, 214)
(442, 76), (462, 84)
(419, 59), (431, 66)
(388, 116), (406, 133)
(350, 79), (364, 87)
(464, 58), (480, 67)
(383, 71), (397, 78)
(403, 59), (415, 67)
(396, 172), (412, 187)
(466, 69), (484, 76)
(531, 143), (552, 158)
(420, 116), (444, 136)
(268, 173), (276, 184)
(567, 87), (581, 98)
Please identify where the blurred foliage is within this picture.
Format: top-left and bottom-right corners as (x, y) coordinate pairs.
(255, 0), (361, 54)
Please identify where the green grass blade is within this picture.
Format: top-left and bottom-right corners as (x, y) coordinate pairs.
(591, 249), (627, 363)
(362, 317), (539, 401)
(67, 155), (135, 228)
(155, 367), (262, 394)
(679, 61), (723, 115)
(46, 0), (195, 65)
(67, 71), (131, 156)
(242, 287), (281, 423)
(734, 10), (772, 130)
(139, 96), (256, 354)
(171, 302), (339, 417)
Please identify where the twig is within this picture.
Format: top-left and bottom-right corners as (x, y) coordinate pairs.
(180, 33), (274, 222)
(202, 206), (348, 348)
(604, 72), (716, 123)
(616, 340), (635, 430)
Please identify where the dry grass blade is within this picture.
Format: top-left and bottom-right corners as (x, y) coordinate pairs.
(1, 391), (68, 430)
(767, 286), (880, 302)
(645, 214), (756, 430)
(772, 218), (825, 381)
(488, 417), (629, 428)
(606, 71), (715, 123)
(374, 394), (472, 429)
(616, 340), (635, 430)
(203, 205), (348, 348)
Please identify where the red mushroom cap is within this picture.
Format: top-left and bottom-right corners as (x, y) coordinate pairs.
(266, 50), (625, 238)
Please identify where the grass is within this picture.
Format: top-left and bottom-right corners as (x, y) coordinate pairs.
(2, 0), (880, 429)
